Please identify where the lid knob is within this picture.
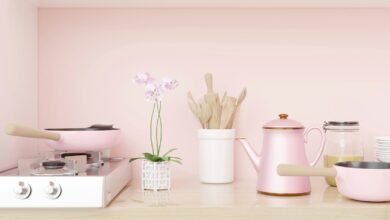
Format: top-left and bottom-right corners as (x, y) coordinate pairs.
(279, 114), (288, 119)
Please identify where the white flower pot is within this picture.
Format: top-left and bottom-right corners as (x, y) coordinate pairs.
(198, 129), (235, 184)
(142, 160), (170, 191)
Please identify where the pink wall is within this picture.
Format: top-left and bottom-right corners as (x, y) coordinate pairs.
(38, 8), (390, 180)
(0, 0), (38, 170)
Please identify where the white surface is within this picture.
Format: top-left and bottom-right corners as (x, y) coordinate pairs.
(198, 129), (235, 183)
(31, 0), (390, 8)
(0, 160), (131, 208)
(0, 176), (105, 207)
(0, 0), (38, 171)
(0, 179), (390, 220)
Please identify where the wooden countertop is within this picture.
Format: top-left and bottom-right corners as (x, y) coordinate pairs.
(1, 179), (389, 220)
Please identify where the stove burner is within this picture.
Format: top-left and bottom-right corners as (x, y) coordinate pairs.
(42, 161), (66, 170)
(61, 153), (92, 159)
(31, 166), (75, 176)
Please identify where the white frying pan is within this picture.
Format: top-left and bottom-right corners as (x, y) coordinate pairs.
(5, 124), (120, 151)
(277, 161), (390, 202)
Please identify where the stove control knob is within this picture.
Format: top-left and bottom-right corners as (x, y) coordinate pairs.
(14, 181), (31, 199)
(44, 181), (62, 199)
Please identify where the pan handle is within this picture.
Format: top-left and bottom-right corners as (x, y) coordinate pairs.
(277, 164), (337, 177)
(5, 124), (61, 141)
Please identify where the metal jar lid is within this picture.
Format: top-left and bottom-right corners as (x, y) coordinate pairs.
(323, 121), (360, 131)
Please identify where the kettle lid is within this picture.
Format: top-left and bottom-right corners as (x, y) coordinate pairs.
(263, 114), (304, 129)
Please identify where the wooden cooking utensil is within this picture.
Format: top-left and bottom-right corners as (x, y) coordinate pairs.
(187, 92), (204, 128)
(204, 73), (217, 103)
(204, 73), (221, 129)
(220, 96), (237, 129)
(236, 88), (247, 106)
(188, 91), (197, 105)
(198, 99), (212, 129)
(209, 95), (222, 129)
(221, 91), (227, 104)
(226, 88), (247, 129)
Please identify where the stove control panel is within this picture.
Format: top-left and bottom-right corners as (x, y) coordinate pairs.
(0, 160), (131, 207)
(14, 181), (31, 200)
(44, 181), (62, 199)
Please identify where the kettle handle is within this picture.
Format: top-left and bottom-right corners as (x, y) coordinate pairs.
(304, 127), (325, 167)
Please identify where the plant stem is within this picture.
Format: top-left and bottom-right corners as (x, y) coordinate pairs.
(149, 102), (156, 155)
(155, 101), (159, 156)
(157, 102), (163, 156)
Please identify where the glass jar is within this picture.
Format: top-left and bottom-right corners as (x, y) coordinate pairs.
(323, 121), (364, 187)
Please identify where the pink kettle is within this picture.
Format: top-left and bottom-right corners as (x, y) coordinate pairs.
(238, 114), (325, 195)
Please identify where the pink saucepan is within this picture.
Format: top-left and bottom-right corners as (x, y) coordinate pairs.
(278, 161), (390, 202)
(5, 124), (120, 151)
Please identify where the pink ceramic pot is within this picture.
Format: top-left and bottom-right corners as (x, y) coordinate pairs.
(5, 124), (120, 151)
(278, 161), (390, 202)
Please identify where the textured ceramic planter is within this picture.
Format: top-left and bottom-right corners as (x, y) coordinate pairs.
(142, 160), (170, 191)
(198, 129), (235, 184)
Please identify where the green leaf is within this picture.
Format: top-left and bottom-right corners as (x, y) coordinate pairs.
(162, 148), (177, 157)
(143, 152), (167, 162)
(142, 151), (182, 163)
(154, 157), (164, 162)
(161, 156), (170, 161)
(169, 159), (183, 165)
(169, 156), (182, 160)
(129, 157), (144, 163)
(143, 152), (155, 161)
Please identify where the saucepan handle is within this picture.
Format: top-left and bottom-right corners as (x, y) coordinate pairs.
(304, 127), (325, 166)
(5, 124), (61, 141)
(277, 164), (336, 177)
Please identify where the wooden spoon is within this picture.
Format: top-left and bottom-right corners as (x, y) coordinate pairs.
(198, 99), (212, 129)
(204, 73), (222, 129)
(187, 92), (204, 128)
(220, 96), (237, 129)
(221, 91), (227, 104)
(204, 73), (217, 104)
(209, 95), (222, 129)
(236, 88), (247, 106)
(226, 88), (247, 129)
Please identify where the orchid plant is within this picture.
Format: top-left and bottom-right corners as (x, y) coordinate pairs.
(129, 73), (182, 165)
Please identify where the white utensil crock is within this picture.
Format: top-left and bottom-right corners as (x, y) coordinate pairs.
(198, 129), (235, 183)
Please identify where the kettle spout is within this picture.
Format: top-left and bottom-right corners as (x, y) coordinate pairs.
(237, 138), (261, 172)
